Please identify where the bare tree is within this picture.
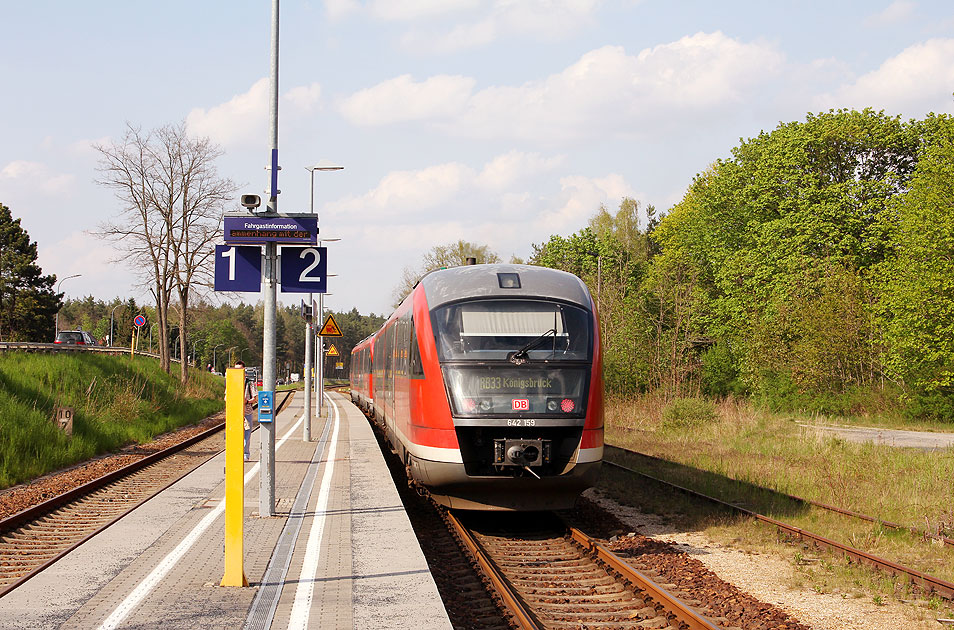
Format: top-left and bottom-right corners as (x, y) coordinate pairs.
(94, 122), (236, 382)
(391, 240), (501, 307)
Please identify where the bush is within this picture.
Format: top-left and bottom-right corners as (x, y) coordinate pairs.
(661, 397), (717, 430)
(701, 343), (747, 397)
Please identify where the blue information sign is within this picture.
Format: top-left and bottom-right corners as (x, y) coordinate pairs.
(257, 390), (274, 424)
(279, 246), (327, 294)
(223, 215), (318, 245)
(214, 245), (262, 292)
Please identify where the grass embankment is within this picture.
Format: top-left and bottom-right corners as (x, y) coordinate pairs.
(602, 395), (954, 612)
(0, 352), (224, 490)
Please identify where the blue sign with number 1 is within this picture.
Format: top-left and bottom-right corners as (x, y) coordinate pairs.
(279, 246), (327, 293)
(214, 245), (262, 292)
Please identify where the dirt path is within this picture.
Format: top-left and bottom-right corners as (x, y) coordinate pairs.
(798, 423), (954, 450)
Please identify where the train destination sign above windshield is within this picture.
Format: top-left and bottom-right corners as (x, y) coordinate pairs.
(223, 214), (318, 245)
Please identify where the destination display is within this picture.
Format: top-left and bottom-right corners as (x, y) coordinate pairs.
(223, 215), (318, 245)
(443, 367), (588, 418)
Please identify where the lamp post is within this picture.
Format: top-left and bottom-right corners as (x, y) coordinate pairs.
(212, 343), (224, 373)
(228, 346), (238, 365)
(109, 305), (123, 347)
(54, 274), (81, 338)
(303, 160), (343, 442)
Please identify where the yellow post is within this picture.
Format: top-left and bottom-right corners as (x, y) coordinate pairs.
(221, 368), (249, 587)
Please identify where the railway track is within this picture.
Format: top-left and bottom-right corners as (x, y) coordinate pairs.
(445, 510), (725, 630)
(603, 448), (954, 601)
(0, 390), (293, 598)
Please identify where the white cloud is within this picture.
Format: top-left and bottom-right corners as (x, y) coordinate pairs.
(325, 0), (360, 20)
(540, 173), (636, 233)
(186, 78), (322, 146)
(338, 74), (476, 126)
(819, 38), (954, 114)
(369, 0), (481, 21)
(1, 160), (76, 194)
(865, 1), (916, 27)
(476, 151), (564, 191)
(400, 0), (601, 53)
(2, 160), (45, 179)
(340, 33), (783, 143)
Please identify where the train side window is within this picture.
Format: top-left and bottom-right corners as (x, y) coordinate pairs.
(409, 317), (424, 378)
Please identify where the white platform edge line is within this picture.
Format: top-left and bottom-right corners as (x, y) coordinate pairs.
(286, 393), (340, 630)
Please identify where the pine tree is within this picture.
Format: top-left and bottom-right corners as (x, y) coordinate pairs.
(0, 203), (61, 341)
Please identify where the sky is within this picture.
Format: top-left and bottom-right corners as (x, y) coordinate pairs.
(2, 0), (954, 317)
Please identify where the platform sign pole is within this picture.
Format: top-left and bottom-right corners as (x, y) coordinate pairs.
(259, 0), (281, 519)
(222, 368), (249, 587)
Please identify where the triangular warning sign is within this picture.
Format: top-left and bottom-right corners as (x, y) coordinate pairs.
(318, 314), (343, 337)
(326, 344), (340, 357)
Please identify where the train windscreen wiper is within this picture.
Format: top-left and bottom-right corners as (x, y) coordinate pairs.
(508, 328), (556, 365)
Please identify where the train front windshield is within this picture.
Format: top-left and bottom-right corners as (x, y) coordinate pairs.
(432, 300), (592, 418)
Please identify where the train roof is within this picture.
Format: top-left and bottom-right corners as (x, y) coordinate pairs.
(418, 264), (593, 310)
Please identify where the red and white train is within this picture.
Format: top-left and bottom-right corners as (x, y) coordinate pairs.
(350, 264), (603, 511)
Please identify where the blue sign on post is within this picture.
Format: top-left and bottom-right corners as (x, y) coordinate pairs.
(214, 245), (262, 292)
(279, 246), (327, 294)
(258, 391), (274, 423)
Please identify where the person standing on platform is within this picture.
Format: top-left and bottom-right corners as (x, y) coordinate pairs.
(233, 360), (256, 460)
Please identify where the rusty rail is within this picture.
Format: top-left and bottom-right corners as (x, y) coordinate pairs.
(444, 510), (542, 629)
(568, 527), (722, 630)
(603, 459), (954, 600)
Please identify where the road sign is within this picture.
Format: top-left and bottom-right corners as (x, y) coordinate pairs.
(279, 246), (327, 293)
(134, 314), (146, 328)
(214, 245), (262, 292)
(223, 215), (318, 245)
(326, 344), (339, 357)
(318, 313), (342, 337)
(335, 362), (343, 370)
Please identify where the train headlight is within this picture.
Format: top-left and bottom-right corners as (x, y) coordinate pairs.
(560, 398), (575, 413)
(479, 399), (493, 412)
(547, 399), (559, 412)
(463, 398), (478, 412)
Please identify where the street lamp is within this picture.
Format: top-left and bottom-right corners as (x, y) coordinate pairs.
(54, 274), (81, 337)
(212, 343), (225, 372)
(303, 160), (343, 442)
(228, 346), (238, 365)
(109, 305), (123, 347)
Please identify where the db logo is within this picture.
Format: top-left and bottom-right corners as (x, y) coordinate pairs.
(511, 399), (530, 411)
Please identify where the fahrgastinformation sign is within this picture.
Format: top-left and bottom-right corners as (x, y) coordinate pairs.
(223, 215), (318, 245)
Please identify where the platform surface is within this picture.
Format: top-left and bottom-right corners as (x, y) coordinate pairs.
(0, 391), (452, 629)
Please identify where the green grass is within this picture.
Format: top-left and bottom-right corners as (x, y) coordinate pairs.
(602, 393), (954, 611)
(0, 352), (224, 490)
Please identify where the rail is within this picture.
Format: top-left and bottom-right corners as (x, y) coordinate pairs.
(603, 458), (954, 600)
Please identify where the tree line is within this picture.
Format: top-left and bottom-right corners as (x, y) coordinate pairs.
(55, 295), (384, 378)
(531, 108), (954, 419)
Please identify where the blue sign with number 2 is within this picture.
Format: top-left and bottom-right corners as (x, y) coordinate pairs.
(279, 246), (327, 293)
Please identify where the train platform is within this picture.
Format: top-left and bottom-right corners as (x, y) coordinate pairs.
(0, 391), (452, 629)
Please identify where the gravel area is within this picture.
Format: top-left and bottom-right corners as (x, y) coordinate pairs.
(0, 412), (224, 521)
(584, 488), (946, 630)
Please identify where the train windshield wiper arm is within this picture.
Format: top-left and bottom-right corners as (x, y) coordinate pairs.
(508, 328), (556, 365)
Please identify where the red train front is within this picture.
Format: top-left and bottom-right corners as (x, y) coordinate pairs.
(351, 263), (602, 511)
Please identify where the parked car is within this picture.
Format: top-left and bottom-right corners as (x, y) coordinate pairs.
(54, 330), (97, 345)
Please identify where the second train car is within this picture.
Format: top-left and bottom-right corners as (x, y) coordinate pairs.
(350, 263), (602, 511)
